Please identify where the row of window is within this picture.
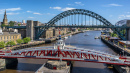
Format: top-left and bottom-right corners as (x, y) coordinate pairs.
(0, 36), (17, 40)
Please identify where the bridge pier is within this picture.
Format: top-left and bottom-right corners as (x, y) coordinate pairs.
(126, 20), (130, 40)
(0, 58), (18, 71)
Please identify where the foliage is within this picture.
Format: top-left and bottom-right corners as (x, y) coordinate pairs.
(23, 37), (31, 44)
(6, 41), (16, 46)
(0, 41), (5, 48)
(9, 21), (15, 26)
(78, 29), (81, 31)
(1, 24), (7, 27)
(18, 24), (21, 26)
(16, 39), (23, 44)
(110, 32), (118, 37)
(67, 32), (71, 34)
(120, 30), (126, 34)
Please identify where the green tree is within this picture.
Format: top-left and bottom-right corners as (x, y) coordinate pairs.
(18, 24), (21, 26)
(110, 33), (118, 37)
(16, 39), (23, 44)
(0, 41), (5, 48)
(6, 41), (16, 46)
(23, 37), (31, 44)
(9, 21), (15, 26)
(1, 24), (6, 27)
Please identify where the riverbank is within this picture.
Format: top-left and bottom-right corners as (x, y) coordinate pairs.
(101, 35), (130, 55)
(2, 31), (81, 50)
(101, 35), (130, 73)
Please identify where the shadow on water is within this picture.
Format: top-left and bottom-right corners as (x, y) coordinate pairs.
(71, 66), (118, 73)
(6, 63), (43, 71)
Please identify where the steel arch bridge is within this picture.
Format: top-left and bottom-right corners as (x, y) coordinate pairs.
(35, 9), (126, 40)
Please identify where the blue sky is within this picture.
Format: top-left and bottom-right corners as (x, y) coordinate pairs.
(0, 0), (130, 24)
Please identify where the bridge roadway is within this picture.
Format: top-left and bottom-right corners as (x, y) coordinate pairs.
(6, 25), (130, 29)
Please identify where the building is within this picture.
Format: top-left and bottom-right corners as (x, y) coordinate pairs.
(53, 28), (68, 37)
(0, 28), (21, 43)
(42, 28), (53, 39)
(22, 20), (25, 23)
(3, 10), (8, 25)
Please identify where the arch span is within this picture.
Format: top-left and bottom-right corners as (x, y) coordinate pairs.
(37, 9), (124, 40)
(47, 9), (113, 26)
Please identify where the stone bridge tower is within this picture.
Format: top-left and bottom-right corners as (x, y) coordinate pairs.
(26, 20), (39, 40)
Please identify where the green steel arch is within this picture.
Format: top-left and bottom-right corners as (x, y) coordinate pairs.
(37, 9), (124, 40)
(47, 9), (112, 26)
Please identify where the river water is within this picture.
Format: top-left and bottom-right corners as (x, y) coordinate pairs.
(1, 31), (117, 73)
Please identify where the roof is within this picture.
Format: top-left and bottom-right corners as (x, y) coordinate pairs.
(0, 32), (20, 36)
(109, 37), (120, 40)
(119, 41), (130, 45)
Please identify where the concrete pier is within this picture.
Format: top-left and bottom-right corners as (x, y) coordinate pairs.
(0, 58), (18, 71)
(35, 60), (71, 73)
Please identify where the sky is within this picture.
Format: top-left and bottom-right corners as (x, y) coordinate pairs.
(0, 0), (130, 24)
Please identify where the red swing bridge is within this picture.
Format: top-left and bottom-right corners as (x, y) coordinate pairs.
(0, 39), (130, 66)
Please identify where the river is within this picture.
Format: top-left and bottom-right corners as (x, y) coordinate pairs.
(0, 31), (118, 73)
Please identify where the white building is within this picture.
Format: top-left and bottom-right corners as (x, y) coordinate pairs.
(22, 20), (25, 23)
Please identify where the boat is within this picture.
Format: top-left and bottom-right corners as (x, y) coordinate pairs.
(94, 36), (100, 39)
(64, 36), (68, 39)
(68, 35), (72, 38)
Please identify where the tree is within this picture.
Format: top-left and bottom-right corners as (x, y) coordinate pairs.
(9, 21), (15, 26)
(1, 24), (6, 27)
(18, 24), (21, 26)
(16, 39), (23, 44)
(0, 41), (5, 48)
(110, 33), (118, 37)
(6, 41), (16, 46)
(23, 37), (31, 44)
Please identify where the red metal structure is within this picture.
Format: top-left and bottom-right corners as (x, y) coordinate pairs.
(0, 40), (130, 66)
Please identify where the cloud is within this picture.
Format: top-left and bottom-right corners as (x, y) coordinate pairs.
(50, 6), (75, 11)
(68, 2), (84, 6)
(126, 15), (130, 18)
(26, 10), (42, 15)
(7, 12), (19, 15)
(75, 2), (84, 6)
(0, 7), (21, 14)
(28, 17), (34, 18)
(118, 15), (130, 19)
(6, 7), (21, 11)
(27, 11), (32, 13)
(46, 13), (56, 15)
(33, 12), (42, 15)
(50, 7), (61, 10)
(61, 7), (75, 11)
(108, 4), (122, 6)
(103, 4), (123, 7)
(125, 12), (130, 14)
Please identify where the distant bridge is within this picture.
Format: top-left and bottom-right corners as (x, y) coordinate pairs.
(6, 9), (130, 40)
